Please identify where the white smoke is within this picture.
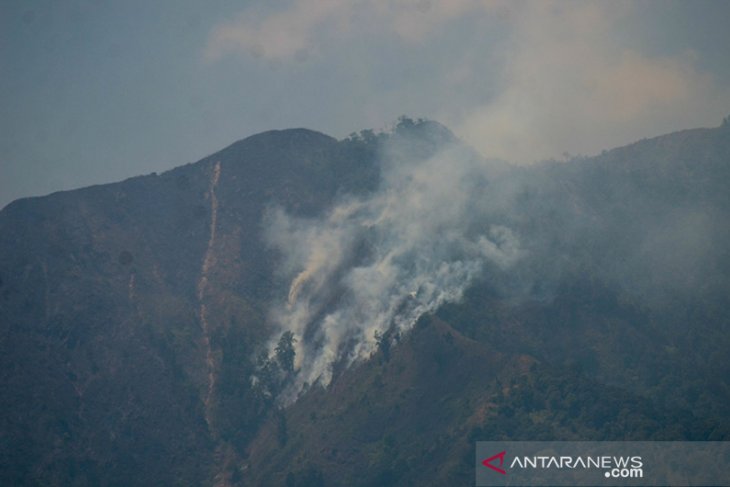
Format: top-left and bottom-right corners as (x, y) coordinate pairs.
(264, 133), (521, 402)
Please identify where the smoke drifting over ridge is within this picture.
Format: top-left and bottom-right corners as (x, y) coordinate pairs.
(263, 126), (521, 400)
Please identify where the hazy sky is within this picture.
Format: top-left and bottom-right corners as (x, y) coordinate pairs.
(2, 0), (729, 208)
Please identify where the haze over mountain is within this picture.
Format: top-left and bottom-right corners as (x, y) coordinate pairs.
(1, 117), (729, 486)
(4, 1), (730, 208)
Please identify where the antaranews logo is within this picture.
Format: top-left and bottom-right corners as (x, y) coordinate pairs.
(477, 441), (730, 487)
(481, 450), (643, 478)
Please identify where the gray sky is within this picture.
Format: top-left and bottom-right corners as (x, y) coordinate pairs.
(2, 0), (729, 208)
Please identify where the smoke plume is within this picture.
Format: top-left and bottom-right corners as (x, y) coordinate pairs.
(263, 127), (521, 401)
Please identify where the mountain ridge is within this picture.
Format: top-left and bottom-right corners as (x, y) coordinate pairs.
(1, 118), (729, 486)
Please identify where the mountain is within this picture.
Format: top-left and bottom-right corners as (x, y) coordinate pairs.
(1, 118), (729, 486)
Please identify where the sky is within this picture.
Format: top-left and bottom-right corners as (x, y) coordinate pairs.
(1, 0), (730, 208)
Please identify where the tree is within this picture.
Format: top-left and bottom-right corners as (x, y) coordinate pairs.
(374, 330), (391, 363)
(275, 331), (297, 373)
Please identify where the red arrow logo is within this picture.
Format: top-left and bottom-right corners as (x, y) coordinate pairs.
(482, 451), (507, 475)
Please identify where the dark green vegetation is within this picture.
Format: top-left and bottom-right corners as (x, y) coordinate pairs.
(1, 118), (729, 485)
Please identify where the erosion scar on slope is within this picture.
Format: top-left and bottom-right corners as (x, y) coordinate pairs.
(198, 161), (221, 432)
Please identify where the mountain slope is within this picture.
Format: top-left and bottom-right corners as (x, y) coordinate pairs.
(0, 127), (376, 485)
(1, 119), (729, 486)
